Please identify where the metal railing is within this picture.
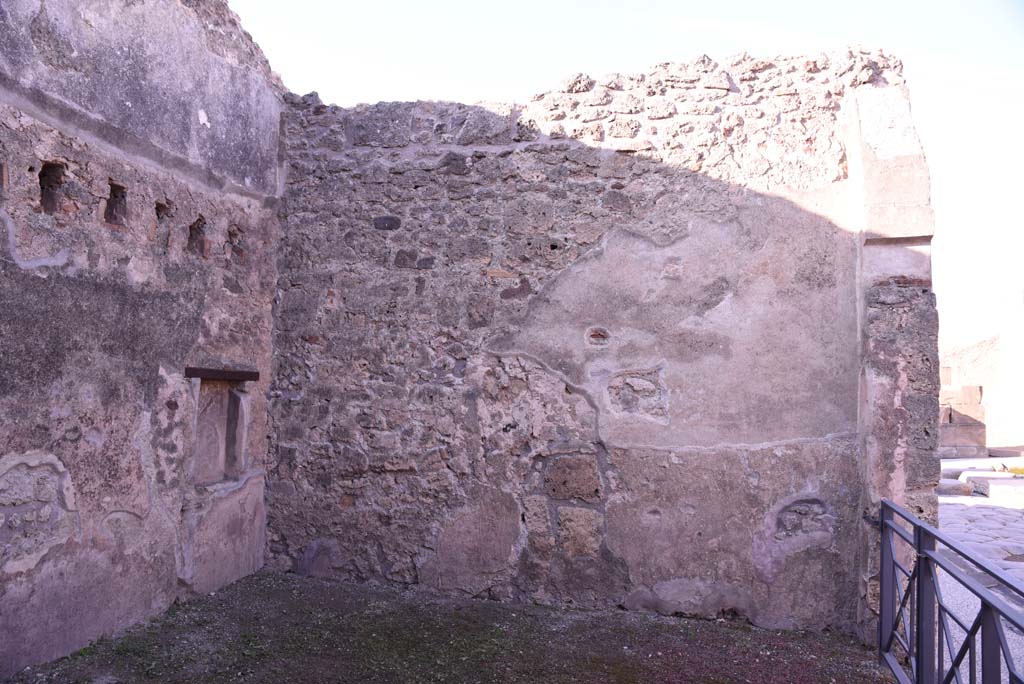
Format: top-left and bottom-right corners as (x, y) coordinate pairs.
(879, 499), (1024, 684)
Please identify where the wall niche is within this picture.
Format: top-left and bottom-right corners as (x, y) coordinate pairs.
(185, 367), (259, 486)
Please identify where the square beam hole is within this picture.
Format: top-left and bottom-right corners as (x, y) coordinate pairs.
(104, 181), (128, 226)
(38, 162), (65, 214)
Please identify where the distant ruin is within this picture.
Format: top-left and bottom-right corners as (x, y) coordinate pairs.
(0, 0), (938, 675)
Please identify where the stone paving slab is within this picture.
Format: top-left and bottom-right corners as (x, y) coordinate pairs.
(938, 496), (1024, 681)
(940, 496), (1024, 580)
(940, 455), (1024, 479)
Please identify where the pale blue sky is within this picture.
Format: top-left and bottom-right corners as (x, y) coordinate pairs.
(232, 0), (1024, 351)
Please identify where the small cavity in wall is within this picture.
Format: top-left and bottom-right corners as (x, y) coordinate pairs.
(38, 162), (65, 214)
(104, 181), (128, 226)
(155, 200), (174, 222)
(187, 215), (208, 258)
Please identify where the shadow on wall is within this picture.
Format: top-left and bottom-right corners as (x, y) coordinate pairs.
(267, 52), (939, 638)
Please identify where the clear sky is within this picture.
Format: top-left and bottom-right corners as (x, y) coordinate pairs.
(231, 0), (1024, 352)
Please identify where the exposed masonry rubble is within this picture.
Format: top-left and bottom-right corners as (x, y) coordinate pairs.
(268, 50), (938, 637)
(0, 0), (939, 675)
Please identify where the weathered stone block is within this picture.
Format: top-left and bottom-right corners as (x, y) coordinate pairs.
(419, 487), (521, 596)
(939, 424), (986, 447)
(557, 507), (603, 558)
(543, 456), (602, 502)
(939, 386), (983, 405)
(182, 471), (266, 595)
(864, 204), (935, 240)
(948, 403), (985, 425)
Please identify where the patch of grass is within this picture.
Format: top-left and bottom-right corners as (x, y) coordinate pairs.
(111, 636), (150, 658)
(68, 637), (107, 659)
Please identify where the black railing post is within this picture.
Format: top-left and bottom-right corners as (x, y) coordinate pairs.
(915, 524), (936, 684)
(880, 502), (895, 654)
(980, 605), (1001, 684)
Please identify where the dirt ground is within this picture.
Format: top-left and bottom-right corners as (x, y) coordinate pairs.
(7, 572), (890, 684)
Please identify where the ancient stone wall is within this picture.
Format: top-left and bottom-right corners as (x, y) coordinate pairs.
(0, 2), (940, 672)
(0, 0), (281, 675)
(268, 51), (938, 636)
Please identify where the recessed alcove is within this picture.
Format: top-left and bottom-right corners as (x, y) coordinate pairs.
(185, 367), (259, 486)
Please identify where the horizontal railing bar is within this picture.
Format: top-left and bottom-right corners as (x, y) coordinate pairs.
(884, 500), (1024, 601)
(923, 549), (1024, 632)
(885, 519), (916, 545)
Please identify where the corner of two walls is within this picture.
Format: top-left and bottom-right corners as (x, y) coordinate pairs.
(0, 0), (282, 675)
(847, 83), (940, 640)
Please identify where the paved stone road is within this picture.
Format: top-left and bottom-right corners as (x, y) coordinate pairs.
(940, 496), (1024, 584)
(938, 496), (1024, 681)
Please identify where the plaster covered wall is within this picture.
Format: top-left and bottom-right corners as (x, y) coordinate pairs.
(0, 0), (280, 676)
(268, 51), (938, 635)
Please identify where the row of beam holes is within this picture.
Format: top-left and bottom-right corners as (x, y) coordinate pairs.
(39, 162), (127, 226)
(35, 160), (207, 256)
